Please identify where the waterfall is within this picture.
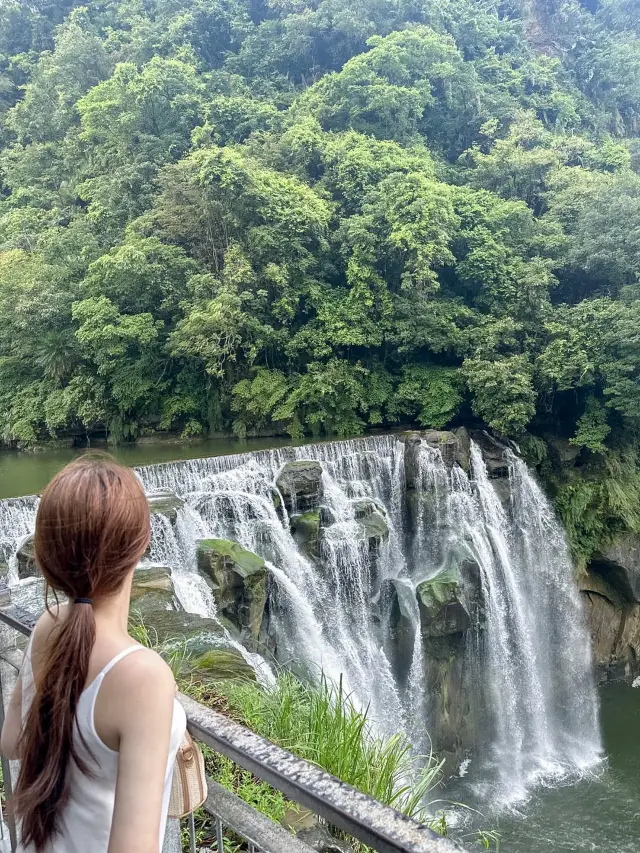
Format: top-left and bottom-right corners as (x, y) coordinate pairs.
(0, 433), (602, 803)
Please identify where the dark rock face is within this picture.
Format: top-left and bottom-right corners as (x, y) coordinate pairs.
(197, 538), (268, 646)
(276, 460), (323, 513)
(582, 544), (640, 682)
(147, 489), (185, 523)
(591, 535), (640, 603)
(469, 430), (510, 479)
(16, 534), (37, 579)
(379, 578), (418, 683)
(423, 633), (474, 773)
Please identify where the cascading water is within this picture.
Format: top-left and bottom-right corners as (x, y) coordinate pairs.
(0, 433), (602, 804)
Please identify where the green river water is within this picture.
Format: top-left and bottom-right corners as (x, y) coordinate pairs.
(1, 442), (639, 851)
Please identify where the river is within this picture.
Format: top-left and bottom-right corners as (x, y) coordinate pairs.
(1, 441), (639, 852)
(485, 682), (640, 852)
(0, 437), (306, 499)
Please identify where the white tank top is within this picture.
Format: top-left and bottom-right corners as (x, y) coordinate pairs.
(18, 640), (187, 853)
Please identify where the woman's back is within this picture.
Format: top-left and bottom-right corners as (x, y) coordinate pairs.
(18, 628), (186, 853)
(0, 454), (186, 853)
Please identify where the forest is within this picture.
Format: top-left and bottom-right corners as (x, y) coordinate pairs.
(1, 0), (640, 557)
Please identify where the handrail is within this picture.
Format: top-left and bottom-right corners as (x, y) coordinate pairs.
(0, 606), (462, 853)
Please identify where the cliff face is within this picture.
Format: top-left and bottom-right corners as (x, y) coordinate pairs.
(581, 536), (640, 682)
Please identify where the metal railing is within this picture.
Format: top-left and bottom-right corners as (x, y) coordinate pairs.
(0, 602), (461, 853)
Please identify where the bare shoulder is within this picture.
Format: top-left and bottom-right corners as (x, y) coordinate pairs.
(106, 646), (176, 700)
(31, 603), (70, 651)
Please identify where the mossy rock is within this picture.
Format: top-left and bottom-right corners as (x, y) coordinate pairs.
(197, 539), (267, 645)
(291, 510), (321, 558)
(148, 610), (227, 656)
(417, 567), (470, 637)
(191, 648), (257, 682)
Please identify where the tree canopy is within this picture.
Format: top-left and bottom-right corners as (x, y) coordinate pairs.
(0, 0), (639, 493)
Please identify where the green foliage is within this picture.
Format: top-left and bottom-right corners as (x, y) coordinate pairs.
(554, 449), (640, 563)
(395, 366), (462, 428)
(0, 0), (638, 568)
(215, 672), (444, 824)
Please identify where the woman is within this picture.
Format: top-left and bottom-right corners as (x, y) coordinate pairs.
(0, 454), (186, 853)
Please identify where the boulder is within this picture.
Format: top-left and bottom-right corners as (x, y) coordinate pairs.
(149, 610), (227, 655)
(191, 648), (257, 682)
(359, 508), (389, 557)
(402, 430), (465, 489)
(291, 510), (321, 559)
(417, 567), (471, 637)
(147, 490), (185, 523)
(276, 461), (323, 513)
(130, 564), (179, 617)
(544, 434), (580, 468)
(591, 534), (640, 603)
(197, 539), (268, 645)
(350, 500), (389, 557)
(16, 535), (38, 579)
(469, 430), (510, 479)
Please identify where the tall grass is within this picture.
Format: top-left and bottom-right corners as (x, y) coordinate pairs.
(129, 610), (190, 678)
(215, 672), (444, 822)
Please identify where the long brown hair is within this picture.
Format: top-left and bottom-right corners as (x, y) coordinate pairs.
(12, 453), (150, 850)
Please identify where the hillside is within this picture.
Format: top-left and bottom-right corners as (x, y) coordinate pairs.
(1, 0), (640, 557)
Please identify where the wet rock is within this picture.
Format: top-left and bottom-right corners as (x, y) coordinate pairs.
(545, 434), (580, 467)
(380, 578), (417, 683)
(355, 503), (389, 557)
(417, 567), (471, 637)
(422, 632), (474, 772)
(197, 539), (268, 646)
(149, 610), (227, 656)
(591, 534), (640, 603)
(16, 534), (38, 579)
(319, 506), (336, 527)
(402, 430), (465, 489)
(276, 461), (323, 513)
(191, 648), (257, 682)
(453, 427), (471, 472)
(469, 430), (510, 479)
(291, 510), (321, 559)
(130, 564), (179, 617)
(147, 490), (185, 523)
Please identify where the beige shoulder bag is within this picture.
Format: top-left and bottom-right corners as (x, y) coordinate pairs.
(168, 731), (208, 819)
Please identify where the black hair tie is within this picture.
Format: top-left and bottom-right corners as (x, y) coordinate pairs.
(75, 598), (93, 605)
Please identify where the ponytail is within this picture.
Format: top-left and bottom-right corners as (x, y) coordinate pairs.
(11, 454), (150, 850)
(13, 603), (96, 848)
